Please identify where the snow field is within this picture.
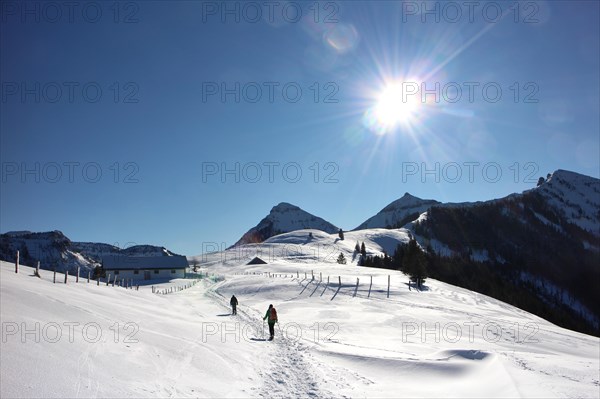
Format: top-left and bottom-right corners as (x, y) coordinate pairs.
(1, 254), (599, 398)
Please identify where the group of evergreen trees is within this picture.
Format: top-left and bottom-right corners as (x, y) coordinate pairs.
(333, 232), (429, 290)
(358, 239), (428, 290)
(353, 241), (366, 256)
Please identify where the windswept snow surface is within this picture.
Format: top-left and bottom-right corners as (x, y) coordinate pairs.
(2, 234), (599, 399)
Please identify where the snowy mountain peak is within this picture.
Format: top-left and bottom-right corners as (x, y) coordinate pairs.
(270, 202), (302, 213)
(356, 193), (440, 230)
(233, 203), (339, 247)
(548, 169), (590, 181)
(533, 169), (600, 235)
(380, 193), (437, 212)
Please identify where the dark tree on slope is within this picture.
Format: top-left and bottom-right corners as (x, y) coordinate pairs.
(355, 242), (360, 253)
(338, 229), (344, 240)
(402, 239), (427, 289)
(537, 177), (545, 186)
(337, 252), (347, 264)
(361, 242), (366, 257)
(393, 243), (405, 266)
(19, 244), (32, 266)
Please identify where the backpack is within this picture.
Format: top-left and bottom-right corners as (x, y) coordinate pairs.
(269, 307), (278, 321)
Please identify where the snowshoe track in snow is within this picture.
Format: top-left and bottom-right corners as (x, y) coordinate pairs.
(207, 280), (349, 398)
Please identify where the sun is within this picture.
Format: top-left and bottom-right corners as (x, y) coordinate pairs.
(374, 82), (421, 128)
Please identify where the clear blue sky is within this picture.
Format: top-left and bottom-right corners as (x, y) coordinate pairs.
(1, 1), (599, 255)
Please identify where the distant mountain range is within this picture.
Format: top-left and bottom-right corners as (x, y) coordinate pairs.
(235, 170), (599, 245)
(0, 230), (180, 272)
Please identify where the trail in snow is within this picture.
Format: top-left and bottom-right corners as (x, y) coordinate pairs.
(206, 280), (352, 398)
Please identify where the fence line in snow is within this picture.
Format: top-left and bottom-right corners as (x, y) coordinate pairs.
(233, 267), (414, 301)
(152, 279), (201, 295)
(7, 250), (193, 292)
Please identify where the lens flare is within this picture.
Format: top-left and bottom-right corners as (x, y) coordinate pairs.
(364, 80), (423, 134)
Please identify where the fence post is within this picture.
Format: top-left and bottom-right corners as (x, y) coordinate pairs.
(297, 271), (299, 278)
(53, 268), (57, 283)
(368, 275), (373, 298)
(106, 274), (111, 286)
(36, 261), (40, 277)
(311, 270), (314, 280)
(319, 272), (322, 282)
(87, 271), (90, 283)
(76, 267), (80, 283)
(15, 250), (19, 273)
(338, 276), (341, 286)
(354, 278), (359, 297)
(387, 275), (390, 298)
(305, 272), (307, 279)
(97, 277), (100, 286)
(64, 270), (68, 284)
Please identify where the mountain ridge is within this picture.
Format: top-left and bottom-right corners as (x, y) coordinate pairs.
(0, 230), (181, 272)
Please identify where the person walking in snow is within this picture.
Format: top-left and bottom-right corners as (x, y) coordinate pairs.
(263, 304), (278, 340)
(230, 295), (238, 315)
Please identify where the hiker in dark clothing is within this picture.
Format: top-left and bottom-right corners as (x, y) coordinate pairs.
(263, 304), (278, 340)
(230, 295), (238, 315)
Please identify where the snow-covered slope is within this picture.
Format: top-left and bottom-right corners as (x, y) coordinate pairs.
(233, 202), (339, 247)
(355, 193), (440, 230)
(3, 250), (598, 398)
(196, 228), (411, 267)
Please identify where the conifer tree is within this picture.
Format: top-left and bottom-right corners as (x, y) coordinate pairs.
(402, 239), (428, 289)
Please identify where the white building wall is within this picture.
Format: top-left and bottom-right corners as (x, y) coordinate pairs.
(107, 268), (185, 281)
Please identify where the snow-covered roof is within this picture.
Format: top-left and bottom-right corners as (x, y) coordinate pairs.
(102, 255), (188, 270)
